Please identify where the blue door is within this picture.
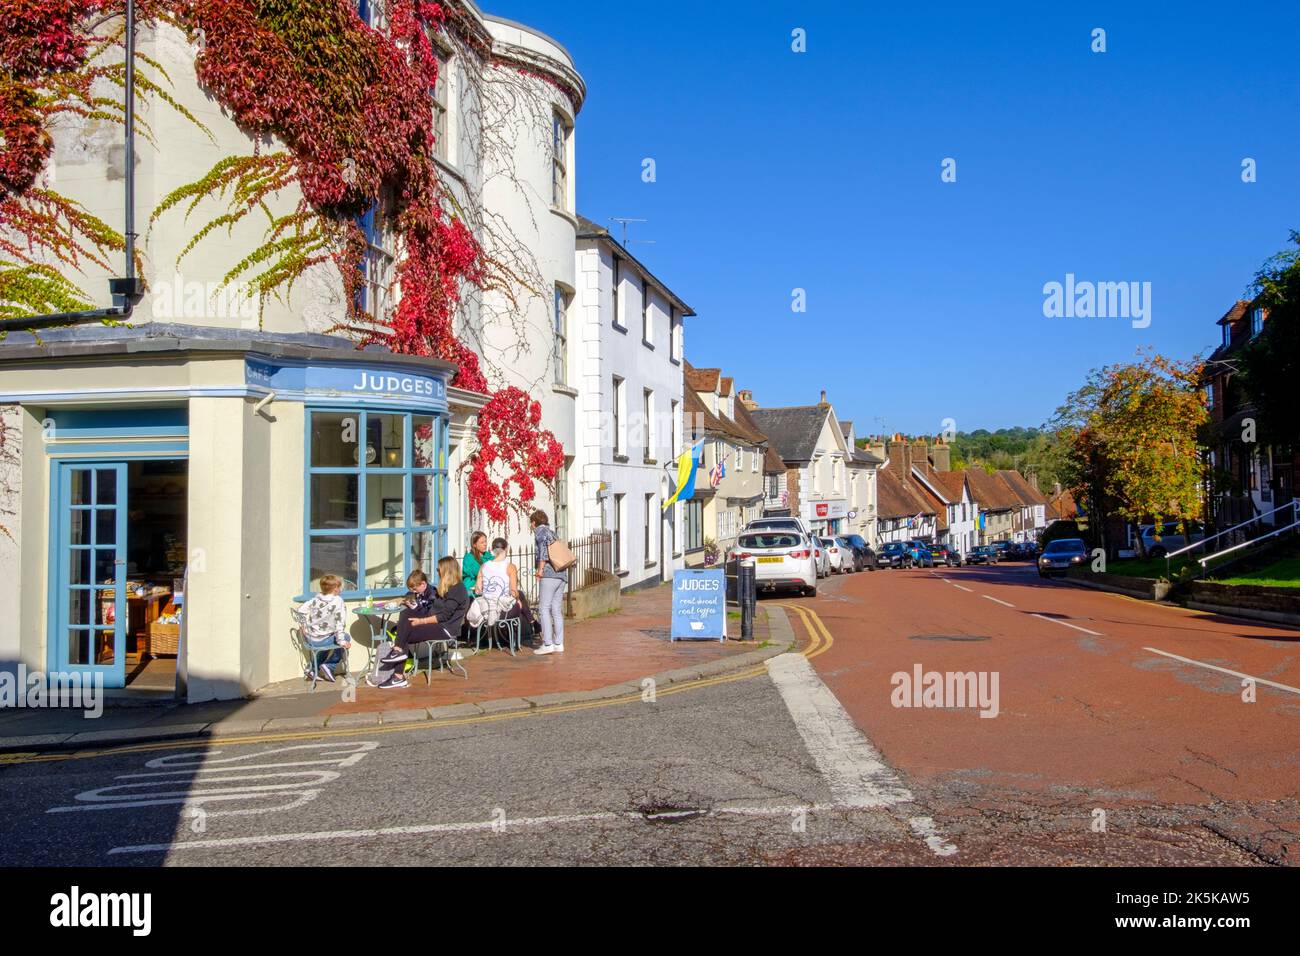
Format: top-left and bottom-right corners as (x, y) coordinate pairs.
(53, 462), (127, 688)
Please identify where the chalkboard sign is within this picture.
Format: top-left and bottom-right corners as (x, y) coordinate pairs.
(671, 569), (727, 642)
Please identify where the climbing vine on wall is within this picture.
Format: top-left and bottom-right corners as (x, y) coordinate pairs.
(1, 0), (563, 519)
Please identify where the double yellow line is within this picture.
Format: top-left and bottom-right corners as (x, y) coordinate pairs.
(0, 605), (837, 766)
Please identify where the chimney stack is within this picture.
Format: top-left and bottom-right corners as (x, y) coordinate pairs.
(930, 438), (951, 472)
(819, 389), (828, 405)
(737, 389), (757, 411)
(1027, 472), (1039, 491)
(887, 435), (912, 480)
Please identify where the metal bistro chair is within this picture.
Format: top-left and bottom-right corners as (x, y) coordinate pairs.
(410, 630), (468, 682)
(291, 608), (350, 692)
(471, 613), (523, 656)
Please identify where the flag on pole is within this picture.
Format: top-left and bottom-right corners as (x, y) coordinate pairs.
(664, 440), (703, 509)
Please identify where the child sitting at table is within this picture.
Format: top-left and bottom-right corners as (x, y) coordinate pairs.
(296, 574), (352, 683)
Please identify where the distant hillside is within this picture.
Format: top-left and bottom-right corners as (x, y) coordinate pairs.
(950, 427), (1064, 490)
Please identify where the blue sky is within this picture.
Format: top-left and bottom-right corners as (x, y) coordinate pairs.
(492, 0), (1300, 436)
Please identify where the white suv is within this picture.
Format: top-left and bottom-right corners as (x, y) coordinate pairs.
(733, 529), (818, 597)
(744, 516), (812, 537)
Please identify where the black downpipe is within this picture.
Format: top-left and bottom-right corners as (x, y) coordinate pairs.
(0, 0), (140, 334)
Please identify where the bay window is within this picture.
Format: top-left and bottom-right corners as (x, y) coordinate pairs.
(306, 409), (448, 597)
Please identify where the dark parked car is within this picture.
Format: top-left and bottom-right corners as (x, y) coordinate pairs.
(1038, 538), (1088, 577)
(1005, 542), (1025, 560)
(906, 540), (935, 568)
(967, 545), (1000, 565)
(838, 534), (877, 572)
(878, 541), (912, 568)
(991, 540), (1012, 559)
(928, 543), (962, 567)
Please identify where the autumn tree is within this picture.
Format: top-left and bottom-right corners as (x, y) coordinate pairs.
(1051, 352), (1207, 556)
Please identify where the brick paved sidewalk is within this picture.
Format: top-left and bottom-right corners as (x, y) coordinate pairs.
(0, 585), (793, 751)
(313, 583), (774, 715)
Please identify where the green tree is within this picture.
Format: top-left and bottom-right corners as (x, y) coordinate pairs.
(1238, 231), (1300, 447)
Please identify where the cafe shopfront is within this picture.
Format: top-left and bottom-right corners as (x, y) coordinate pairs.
(0, 325), (464, 701)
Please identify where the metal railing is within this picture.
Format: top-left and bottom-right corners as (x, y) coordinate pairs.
(1163, 500), (1299, 578)
(497, 530), (614, 615)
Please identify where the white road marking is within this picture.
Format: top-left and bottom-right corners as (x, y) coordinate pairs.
(107, 803), (946, 856)
(766, 653), (913, 809)
(49, 742), (377, 816)
(765, 652), (957, 857)
(1143, 647), (1300, 696)
(908, 815), (958, 856)
(982, 595), (1015, 608)
(951, 584), (973, 593)
(1031, 613), (1102, 636)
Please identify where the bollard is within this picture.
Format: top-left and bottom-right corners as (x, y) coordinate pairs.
(739, 557), (756, 640)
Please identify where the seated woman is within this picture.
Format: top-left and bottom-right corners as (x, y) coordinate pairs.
(377, 558), (469, 687)
(475, 537), (536, 641)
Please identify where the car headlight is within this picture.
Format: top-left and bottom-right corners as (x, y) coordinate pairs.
(1070, 555), (1083, 563)
(1039, 557), (1049, 565)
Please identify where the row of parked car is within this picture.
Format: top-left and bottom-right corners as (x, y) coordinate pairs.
(729, 518), (1053, 596)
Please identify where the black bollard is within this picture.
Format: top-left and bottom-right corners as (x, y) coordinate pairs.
(739, 557), (756, 640)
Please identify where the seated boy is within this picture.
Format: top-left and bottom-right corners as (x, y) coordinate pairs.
(296, 574), (352, 683)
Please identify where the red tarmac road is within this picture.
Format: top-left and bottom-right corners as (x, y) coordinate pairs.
(779, 561), (1300, 865)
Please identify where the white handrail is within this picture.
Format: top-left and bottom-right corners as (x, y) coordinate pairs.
(1199, 516), (1300, 568)
(1165, 499), (1297, 560)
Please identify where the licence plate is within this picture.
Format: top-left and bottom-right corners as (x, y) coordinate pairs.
(758, 556), (783, 564)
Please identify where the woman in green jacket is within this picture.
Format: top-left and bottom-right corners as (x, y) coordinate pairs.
(461, 531), (489, 594)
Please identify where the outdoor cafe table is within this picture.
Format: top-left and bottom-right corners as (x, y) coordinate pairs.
(352, 601), (407, 680)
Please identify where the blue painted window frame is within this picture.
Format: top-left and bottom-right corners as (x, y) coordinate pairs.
(303, 408), (449, 600)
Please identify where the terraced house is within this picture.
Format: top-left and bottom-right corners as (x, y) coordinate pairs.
(681, 364), (771, 565)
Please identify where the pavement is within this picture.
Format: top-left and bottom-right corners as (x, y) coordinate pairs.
(0, 585), (793, 754)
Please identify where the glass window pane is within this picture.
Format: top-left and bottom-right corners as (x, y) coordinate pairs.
(309, 536), (358, 593)
(95, 628), (114, 665)
(311, 474), (358, 530)
(96, 469), (116, 505)
(371, 413), (405, 469)
(311, 412), (363, 467)
(366, 473), (406, 528)
(70, 471), (92, 505)
(410, 474), (433, 528)
(364, 532), (405, 590)
(70, 510), (90, 546)
(69, 548), (91, 586)
(94, 549), (116, 585)
(413, 416), (435, 468)
(96, 509), (116, 545)
(409, 531), (435, 577)
(67, 629), (89, 666)
(69, 589), (91, 626)
(96, 591), (116, 626)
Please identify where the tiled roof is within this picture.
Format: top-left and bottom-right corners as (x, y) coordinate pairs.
(719, 377), (733, 398)
(749, 405), (831, 462)
(763, 445), (786, 474)
(1208, 299), (1255, 362)
(964, 467), (1020, 511)
(876, 463), (938, 521)
(685, 370), (767, 446)
(912, 462), (957, 503)
(683, 361), (721, 394)
(729, 395), (771, 445)
(850, 448), (884, 466)
(930, 470), (969, 502)
(996, 470), (1048, 507)
(1046, 489), (1079, 520)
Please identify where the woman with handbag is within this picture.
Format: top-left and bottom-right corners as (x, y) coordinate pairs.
(530, 510), (571, 655)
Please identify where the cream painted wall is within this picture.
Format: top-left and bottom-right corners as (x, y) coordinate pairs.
(0, 404), (23, 672)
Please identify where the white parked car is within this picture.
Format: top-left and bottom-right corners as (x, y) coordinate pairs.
(733, 530), (818, 597)
(811, 536), (831, 578)
(745, 516), (812, 537)
(823, 537), (847, 574)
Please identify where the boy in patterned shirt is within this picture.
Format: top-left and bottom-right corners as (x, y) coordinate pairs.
(296, 574), (352, 682)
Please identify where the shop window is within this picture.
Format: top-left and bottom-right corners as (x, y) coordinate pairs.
(305, 409), (447, 598)
(684, 499), (704, 552)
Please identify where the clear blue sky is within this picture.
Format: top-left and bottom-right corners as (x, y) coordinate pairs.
(492, 0), (1300, 436)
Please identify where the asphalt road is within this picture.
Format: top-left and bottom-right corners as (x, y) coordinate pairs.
(1, 563), (1295, 866)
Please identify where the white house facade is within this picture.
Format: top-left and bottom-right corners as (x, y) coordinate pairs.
(572, 217), (692, 588)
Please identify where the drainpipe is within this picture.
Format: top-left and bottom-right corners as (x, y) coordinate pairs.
(0, 0), (142, 334)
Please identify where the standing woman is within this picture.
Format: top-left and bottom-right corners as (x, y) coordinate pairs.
(531, 510), (567, 654)
(462, 531), (489, 594)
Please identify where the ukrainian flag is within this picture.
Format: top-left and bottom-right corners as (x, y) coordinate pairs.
(664, 440), (703, 509)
